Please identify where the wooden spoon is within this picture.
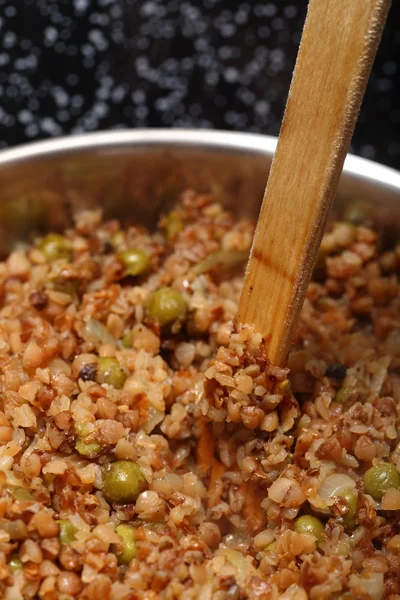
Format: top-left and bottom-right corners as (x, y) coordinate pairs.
(236, 0), (391, 366)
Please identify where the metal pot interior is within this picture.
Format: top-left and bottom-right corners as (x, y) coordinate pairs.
(0, 130), (399, 257)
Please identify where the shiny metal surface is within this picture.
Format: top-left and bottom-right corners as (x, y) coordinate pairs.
(0, 129), (399, 256)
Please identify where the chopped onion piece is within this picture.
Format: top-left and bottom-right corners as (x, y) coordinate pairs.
(357, 572), (384, 600)
(82, 319), (116, 348)
(192, 249), (249, 276)
(222, 546), (258, 585)
(319, 473), (356, 501)
(143, 406), (164, 434)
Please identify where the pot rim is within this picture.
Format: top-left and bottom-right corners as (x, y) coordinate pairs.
(0, 129), (399, 191)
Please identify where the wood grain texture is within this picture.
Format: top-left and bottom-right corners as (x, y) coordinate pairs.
(236, 0), (390, 365)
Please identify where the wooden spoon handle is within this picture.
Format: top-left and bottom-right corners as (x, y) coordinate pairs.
(236, 0), (390, 365)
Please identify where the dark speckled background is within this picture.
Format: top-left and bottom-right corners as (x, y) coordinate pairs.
(0, 0), (399, 169)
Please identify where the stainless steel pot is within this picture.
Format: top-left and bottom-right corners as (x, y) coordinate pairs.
(0, 130), (399, 256)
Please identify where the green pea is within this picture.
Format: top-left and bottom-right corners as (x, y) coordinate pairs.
(115, 524), (137, 565)
(119, 249), (150, 277)
(337, 488), (357, 530)
(102, 460), (147, 504)
(165, 211), (184, 242)
(8, 555), (23, 572)
(294, 515), (325, 544)
(38, 233), (71, 261)
(75, 439), (102, 458)
(364, 463), (400, 501)
(96, 357), (126, 389)
(58, 520), (77, 545)
(146, 287), (187, 326)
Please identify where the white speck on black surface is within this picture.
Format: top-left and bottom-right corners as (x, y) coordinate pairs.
(0, 0), (399, 167)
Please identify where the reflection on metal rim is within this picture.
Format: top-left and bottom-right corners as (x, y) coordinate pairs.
(0, 129), (399, 191)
